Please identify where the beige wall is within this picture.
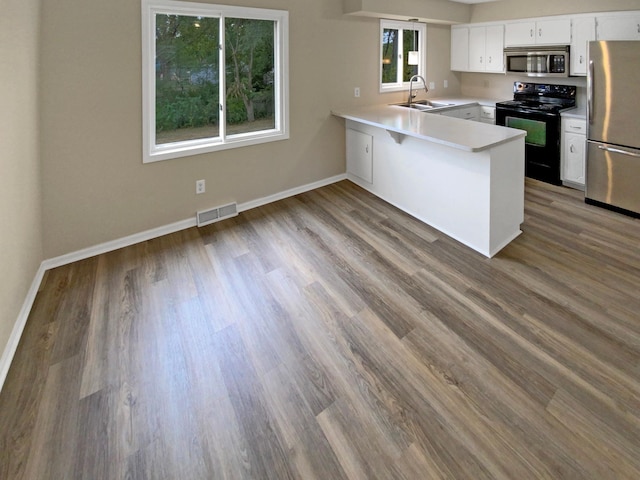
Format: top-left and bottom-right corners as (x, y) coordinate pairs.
(471, 0), (640, 22)
(39, 0), (459, 258)
(0, 0), (43, 365)
(459, 72), (588, 106)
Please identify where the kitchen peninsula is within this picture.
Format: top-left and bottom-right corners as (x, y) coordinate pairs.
(332, 103), (526, 257)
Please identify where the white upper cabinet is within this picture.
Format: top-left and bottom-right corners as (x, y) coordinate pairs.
(450, 11), (640, 75)
(571, 16), (596, 76)
(468, 27), (486, 71)
(505, 18), (571, 46)
(451, 26), (469, 71)
(469, 25), (505, 72)
(537, 18), (572, 44)
(505, 21), (536, 46)
(485, 25), (505, 72)
(597, 14), (640, 40)
(454, 24), (503, 72)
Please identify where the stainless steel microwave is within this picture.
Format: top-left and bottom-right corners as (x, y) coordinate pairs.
(504, 46), (570, 77)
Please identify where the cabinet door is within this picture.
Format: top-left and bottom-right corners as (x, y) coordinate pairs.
(563, 132), (586, 185)
(346, 129), (373, 184)
(485, 25), (504, 72)
(571, 17), (596, 76)
(468, 27), (486, 71)
(451, 27), (469, 71)
(505, 21), (536, 46)
(536, 18), (571, 44)
(479, 106), (496, 124)
(597, 15), (640, 40)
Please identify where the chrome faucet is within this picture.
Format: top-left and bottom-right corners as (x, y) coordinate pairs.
(408, 75), (428, 107)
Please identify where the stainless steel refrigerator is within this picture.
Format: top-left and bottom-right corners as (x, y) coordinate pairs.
(586, 40), (640, 216)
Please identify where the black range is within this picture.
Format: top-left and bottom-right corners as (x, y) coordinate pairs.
(496, 82), (576, 185)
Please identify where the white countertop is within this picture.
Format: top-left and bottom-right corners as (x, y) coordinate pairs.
(424, 96), (505, 108)
(561, 105), (587, 120)
(332, 103), (525, 153)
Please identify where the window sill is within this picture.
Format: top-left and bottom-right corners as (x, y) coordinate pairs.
(380, 85), (414, 94)
(144, 130), (290, 164)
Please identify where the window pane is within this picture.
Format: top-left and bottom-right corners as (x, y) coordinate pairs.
(225, 18), (276, 136)
(155, 14), (219, 145)
(403, 29), (419, 82)
(382, 28), (398, 84)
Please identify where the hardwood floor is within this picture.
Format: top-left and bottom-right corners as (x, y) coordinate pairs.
(1, 179), (639, 479)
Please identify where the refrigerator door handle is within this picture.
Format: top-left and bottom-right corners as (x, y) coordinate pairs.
(588, 60), (594, 124)
(598, 145), (640, 158)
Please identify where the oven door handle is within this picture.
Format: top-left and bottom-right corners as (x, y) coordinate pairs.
(598, 145), (640, 158)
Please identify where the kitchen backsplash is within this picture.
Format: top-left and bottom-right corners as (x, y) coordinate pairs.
(460, 72), (587, 108)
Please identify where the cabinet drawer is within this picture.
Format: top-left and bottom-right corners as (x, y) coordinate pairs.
(564, 118), (586, 134)
(458, 106), (479, 120)
(480, 106), (495, 120)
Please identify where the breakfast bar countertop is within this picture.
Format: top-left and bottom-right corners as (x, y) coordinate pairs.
(331, 103), (525, 153)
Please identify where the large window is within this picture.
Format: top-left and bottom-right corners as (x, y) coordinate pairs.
(380, 20), (426, 93)
(142, 0), (289, 163)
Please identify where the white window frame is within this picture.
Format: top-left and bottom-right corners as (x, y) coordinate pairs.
(142, 0), (289, 163)
(379, 19), (427, 93)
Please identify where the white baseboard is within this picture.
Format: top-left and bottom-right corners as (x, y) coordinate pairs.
(238, 173), (347, 212)
(0, 173), (347, 393)
(0, 263), (47, 394)
(42, 218), (198, 271)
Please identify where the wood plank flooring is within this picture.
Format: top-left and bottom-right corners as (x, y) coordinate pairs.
(1, 179), (640, 479)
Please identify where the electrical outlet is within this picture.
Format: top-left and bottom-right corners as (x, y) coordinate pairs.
(429, 82), (436, 90)
(196, 179), (205, 194)
(444, 80), (448, 88)
(354, 87), (360, 98)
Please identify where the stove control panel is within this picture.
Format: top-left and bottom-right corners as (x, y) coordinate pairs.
(514, 82), (576, 99)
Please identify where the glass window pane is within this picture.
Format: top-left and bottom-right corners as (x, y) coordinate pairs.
(155, 14), (220, 145)
(402, 29), (419, 82)
(225, 18), (276, 136)
(382, 28), (398, 84)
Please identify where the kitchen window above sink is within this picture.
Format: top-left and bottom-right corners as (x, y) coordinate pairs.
(380, 19), (426, 93)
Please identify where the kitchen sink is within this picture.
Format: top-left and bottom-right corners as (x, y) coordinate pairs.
(391, 100), (455, 110)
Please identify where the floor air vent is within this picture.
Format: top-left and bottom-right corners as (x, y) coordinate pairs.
(197, 202), (238, 227)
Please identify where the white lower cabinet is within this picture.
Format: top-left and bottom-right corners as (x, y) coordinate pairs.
(457, 106), (480, 121)
(439, 106), (480, 121)
(561, 117), (587, 188)
(440, 109), (459, 118)
(341, 119), (525, 258)
(479, 106), (496, 124)
(346, 128), (373, 184)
